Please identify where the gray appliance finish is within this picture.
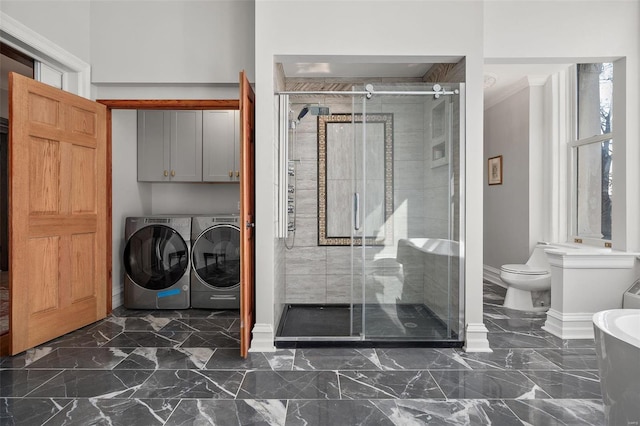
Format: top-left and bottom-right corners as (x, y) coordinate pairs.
(190, 215), (241, 309)
(123, 216), (191, 309)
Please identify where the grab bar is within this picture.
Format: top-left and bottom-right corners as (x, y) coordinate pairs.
(354, 192), (360, 231)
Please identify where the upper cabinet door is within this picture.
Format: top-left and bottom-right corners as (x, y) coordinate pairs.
(137, 110), (203, 182)
(202, 110), (238, 182)
(170, 110), (203, 181)
(138, 110), (170, 181)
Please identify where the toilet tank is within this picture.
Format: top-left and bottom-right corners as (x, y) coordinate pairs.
(525, 244), (552, 269)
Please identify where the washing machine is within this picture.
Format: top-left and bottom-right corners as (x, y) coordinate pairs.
(123, 216), (191, 309)
(190, 215), (241, 309)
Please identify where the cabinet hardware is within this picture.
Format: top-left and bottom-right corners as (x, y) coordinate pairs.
(171, 170), (175, 177)
(229, 171), (233, 178)
(235, 171), (240, 178)
(164, 170), (168, 177)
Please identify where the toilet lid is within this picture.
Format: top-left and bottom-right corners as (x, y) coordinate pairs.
(500, 264), (549, 275)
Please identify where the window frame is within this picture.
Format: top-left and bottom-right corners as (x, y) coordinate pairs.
(567, 63), (614, 247)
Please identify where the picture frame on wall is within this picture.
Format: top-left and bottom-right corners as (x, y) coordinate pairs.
(488, 155), (503, 185)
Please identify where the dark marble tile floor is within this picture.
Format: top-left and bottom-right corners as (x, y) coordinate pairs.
(0, 283), (605, 425)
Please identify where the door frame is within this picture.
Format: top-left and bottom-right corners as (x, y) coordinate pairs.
(96, 99), (240, 314)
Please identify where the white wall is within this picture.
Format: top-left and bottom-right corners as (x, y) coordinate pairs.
(151, 183), (239, 215)
(255, 0), (486, 350)
(90, 0), (254, 84)
(484, 0), (640, 253)
(0, 1), (91, 63)
(484, 86), (531, 269)
(111, 110), (152, 306)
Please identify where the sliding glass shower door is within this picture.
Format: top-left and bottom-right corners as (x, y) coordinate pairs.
(353, 83), (463, 342)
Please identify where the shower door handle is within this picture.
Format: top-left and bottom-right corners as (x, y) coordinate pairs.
(354, 192), (360, 231)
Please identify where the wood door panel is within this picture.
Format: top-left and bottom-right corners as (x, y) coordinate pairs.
(71, 145), (97, 213)
(29, 137), (60, 214)
(10, 72), (108, 354)
(28, 236), (60, 313)
(28, 92), (60, 128)
(70, 106), (98, 138)
(72, 233), (95, 301)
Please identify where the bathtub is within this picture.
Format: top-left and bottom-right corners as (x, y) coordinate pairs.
(593, 309), (640, 425)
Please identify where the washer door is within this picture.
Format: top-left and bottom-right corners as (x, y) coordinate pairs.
(192, 224), (240, 289)
(124, 225), (189, 290)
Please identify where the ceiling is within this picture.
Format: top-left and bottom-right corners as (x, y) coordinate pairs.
(281, 62), (435, 79)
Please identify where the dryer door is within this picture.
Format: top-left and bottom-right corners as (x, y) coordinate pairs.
(124, 225), (189, 290)
(192, 224), (240, 289)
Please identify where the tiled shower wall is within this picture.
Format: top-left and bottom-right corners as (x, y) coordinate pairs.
(283, 81), (459, 306)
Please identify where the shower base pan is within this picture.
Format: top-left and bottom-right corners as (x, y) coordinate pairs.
(275, 303), (463, 348)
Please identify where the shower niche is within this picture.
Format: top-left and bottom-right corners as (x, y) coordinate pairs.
(276, 80), (464, 347)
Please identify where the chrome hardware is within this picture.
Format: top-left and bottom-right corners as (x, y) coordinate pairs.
(246, 221), (255, 229)
(288, 205), (294, 214)
(288, 196), (294, 203)
(164, 170), (168, 177)
(287, 222), (296, 231)
(288, 185), (295, 193)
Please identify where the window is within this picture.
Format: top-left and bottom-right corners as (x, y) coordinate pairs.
(572, 63), (613, 242)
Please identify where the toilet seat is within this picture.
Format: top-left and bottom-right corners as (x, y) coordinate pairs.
(500, 264), (549, 275)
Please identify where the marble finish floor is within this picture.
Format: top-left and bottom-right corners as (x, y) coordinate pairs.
(0, 282), (604, 425)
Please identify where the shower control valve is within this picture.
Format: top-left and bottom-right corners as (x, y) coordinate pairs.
(288, 205), (295, 214)
(288, 185), (295, 193)
(287, 222), (296, 232)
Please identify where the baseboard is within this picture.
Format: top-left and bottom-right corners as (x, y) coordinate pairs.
(463, 323), (492, 352)
(111, 290), (123, 310)
(542, 308), (595, 339)
(483, 265), (505, 287)
(249, 323), (276, 352)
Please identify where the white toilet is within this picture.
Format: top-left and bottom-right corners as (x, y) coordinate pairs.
(500, 243), (552, 312)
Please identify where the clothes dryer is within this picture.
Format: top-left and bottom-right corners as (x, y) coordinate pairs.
(123, 216), (191, 309)
(190, 215), (240, 309)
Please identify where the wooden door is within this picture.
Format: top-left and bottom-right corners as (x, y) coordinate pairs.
(239, 70), (255, 358)
(9, 73), (108, 355)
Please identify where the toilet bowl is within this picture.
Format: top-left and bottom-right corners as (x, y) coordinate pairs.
(500, 243), (552, 312)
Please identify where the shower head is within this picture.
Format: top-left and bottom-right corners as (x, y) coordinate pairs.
(296, 104), (330, 121)
(297, 106), (309, 121)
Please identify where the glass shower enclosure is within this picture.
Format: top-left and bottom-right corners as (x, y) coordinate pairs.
(276, 82), (464, 346)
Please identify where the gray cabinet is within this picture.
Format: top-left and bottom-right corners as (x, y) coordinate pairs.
(137, 110), (203, 182)
(202, 110), (239, 182)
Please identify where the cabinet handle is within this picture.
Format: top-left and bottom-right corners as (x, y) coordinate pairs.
(164, 170), (168, 177)
(229, 171), (233, 178)
(171, 170), (175, 177)
(235, 171), (240, 178)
